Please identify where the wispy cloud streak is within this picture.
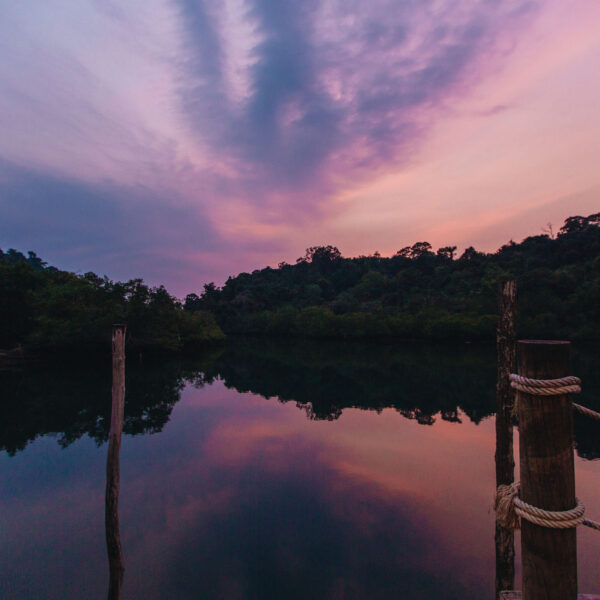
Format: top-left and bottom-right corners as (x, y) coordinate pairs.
(176, 0), (540, 210)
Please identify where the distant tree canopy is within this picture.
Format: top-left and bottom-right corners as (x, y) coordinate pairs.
(3, 212), (600, 350)
(183, 212), (600, 341)
(298, 245), (343, 268)
(560, 213), (600, 235)
(0, 250), (225, 352)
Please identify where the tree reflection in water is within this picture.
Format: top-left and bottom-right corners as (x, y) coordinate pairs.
(0, 338), (598, 458)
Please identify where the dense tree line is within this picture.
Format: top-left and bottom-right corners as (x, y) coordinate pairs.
(0, 249), (225, 353)
(3, 211), (599, 351)
(185, 213), (600, 341)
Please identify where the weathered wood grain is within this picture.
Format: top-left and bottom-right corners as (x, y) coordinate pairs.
(495, 281), (516, 599)
(517, 340), (577, 600)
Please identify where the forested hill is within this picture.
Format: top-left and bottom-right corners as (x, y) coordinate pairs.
(2, 212), (599, 352)
(0, 250), (224, 353)
(184, 212), (600, 341)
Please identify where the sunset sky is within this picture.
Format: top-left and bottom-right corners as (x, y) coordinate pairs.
(1, 0), (599, 296)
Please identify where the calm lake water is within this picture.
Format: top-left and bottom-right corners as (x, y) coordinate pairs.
(1, 338), (599, 599)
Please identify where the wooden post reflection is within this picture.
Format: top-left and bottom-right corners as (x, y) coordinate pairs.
(495, 281), (516, 598)
(106, 324), (126, 600)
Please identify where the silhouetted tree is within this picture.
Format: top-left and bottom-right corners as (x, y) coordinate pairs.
(437, 246), (457, 261)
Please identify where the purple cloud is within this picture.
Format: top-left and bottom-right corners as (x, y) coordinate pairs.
(176, 0), (540, 207)
(0, 159), (223, 294)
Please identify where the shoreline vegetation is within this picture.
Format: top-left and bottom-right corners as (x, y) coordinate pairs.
(2, 212), (599, 355)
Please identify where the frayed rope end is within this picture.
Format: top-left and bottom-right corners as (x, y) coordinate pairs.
(495, 482), (521, 530)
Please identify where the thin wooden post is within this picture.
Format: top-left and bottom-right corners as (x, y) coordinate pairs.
(517, 340), (577, 600)
(496, 281), (516, 598)
(106, 324), (126, 600)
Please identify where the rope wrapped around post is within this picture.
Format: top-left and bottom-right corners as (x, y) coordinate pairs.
(502, 371), (600, 531)
(509, 374), (581, 395)
(495, 483), (600, 531)
(509, 373), (600, 421)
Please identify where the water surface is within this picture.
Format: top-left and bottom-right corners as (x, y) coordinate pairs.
(1, 339), (599, 599)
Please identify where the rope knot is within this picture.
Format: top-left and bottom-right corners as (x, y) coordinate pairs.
(495, 482), (587, 530)
(495, 482), (521, 530)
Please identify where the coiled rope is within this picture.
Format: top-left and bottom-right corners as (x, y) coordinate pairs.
(495, 483), (600, 531)
(509, 374), (600, 421)
(509, 374), (581, 395)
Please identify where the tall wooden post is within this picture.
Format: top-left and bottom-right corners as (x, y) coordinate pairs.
(496, 281), (516, 597)
(106, 324), (126, 600)
(517, 340), (577, 600)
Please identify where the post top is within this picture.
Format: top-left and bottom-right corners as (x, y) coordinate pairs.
(501, 594), (600, 599)
(112, 323), (127, 329)
(518, 339), (570, 345)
